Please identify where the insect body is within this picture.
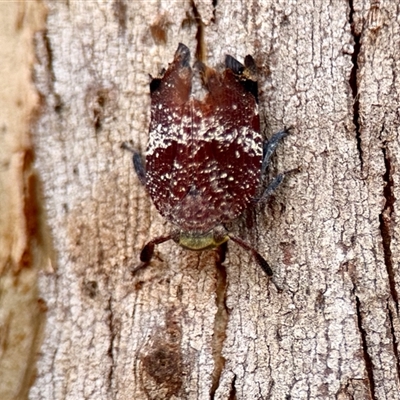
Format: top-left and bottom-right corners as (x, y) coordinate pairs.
(125, 43), (288, 276)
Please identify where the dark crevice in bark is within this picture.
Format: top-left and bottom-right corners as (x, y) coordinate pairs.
(228, 374), (237, 400)
(42, 30), (56, 86)
(106, 296), (116, 392)
(210, 251), (229, 399)
(355, 296), (376, 399)
(190, 0), (205, 62)
(211, 0), (218, 22)
(348, 0), (363, 169)
(387, 302), (400, 384)
(379, 145), (398, 311)
(36, 30), (63, 112)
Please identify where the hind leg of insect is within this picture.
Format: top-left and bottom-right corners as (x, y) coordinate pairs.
(228, 235), (273, 276)
(121, 142), (146, 185)
(259, 165), (301, 204)
(258, 173), (286, 203)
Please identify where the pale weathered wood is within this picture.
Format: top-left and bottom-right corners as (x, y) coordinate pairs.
(20, 0), (400, 399)
(0, 3), (49, 400)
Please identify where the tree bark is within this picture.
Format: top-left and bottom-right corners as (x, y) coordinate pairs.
(0, 3), (48, 400)
(2, 0), (398, 399)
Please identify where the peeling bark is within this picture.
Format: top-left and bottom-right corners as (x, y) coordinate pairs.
(0, 0), (398, 399)
(0, 3), (49, 400)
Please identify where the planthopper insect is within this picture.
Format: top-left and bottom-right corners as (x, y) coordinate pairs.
(123, 43), (289, 276)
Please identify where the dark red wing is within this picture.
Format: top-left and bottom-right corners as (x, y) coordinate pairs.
(146, 45), (262, 233)
(145, 44), (193, 216)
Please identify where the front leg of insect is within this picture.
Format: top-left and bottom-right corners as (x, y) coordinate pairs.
(121, 142), (147, 185)
(126, 43), (288, 277)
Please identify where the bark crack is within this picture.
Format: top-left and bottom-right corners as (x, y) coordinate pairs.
(348, 0), (363, 169)
(228, 373), (237, 400)
(35, 29), (63, 112)
(355, 295), (376, 399)
(107, 296), (116, 394)
(387, 301), (400, 384)
(379, 144), (398, 311)
(210, 252), (229, 399)
(190, 0), (205, 62)
(212, 0), (218, 22)
(41, 30), (56, 89)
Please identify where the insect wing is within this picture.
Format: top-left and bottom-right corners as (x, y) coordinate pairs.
(179, 65), (262, 230)
(146, 44), (194, 220)
(146, 45), (262, 233)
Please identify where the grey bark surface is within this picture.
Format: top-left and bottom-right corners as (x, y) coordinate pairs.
(24, 0), (400, 399)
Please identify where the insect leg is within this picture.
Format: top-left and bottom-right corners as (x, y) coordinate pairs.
(261, 128), (291, 176)
(258, 166), (300, 204)
(258, 173), (285, 203)
(121, 142), (146, 185)
(132, 153), (146, 186)
(132, 234), (174, 274)
(228, 235), (273, 276)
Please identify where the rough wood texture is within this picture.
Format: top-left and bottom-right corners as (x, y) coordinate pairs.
(0, 3), (48, 400)
(20, 0), (400, 399)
